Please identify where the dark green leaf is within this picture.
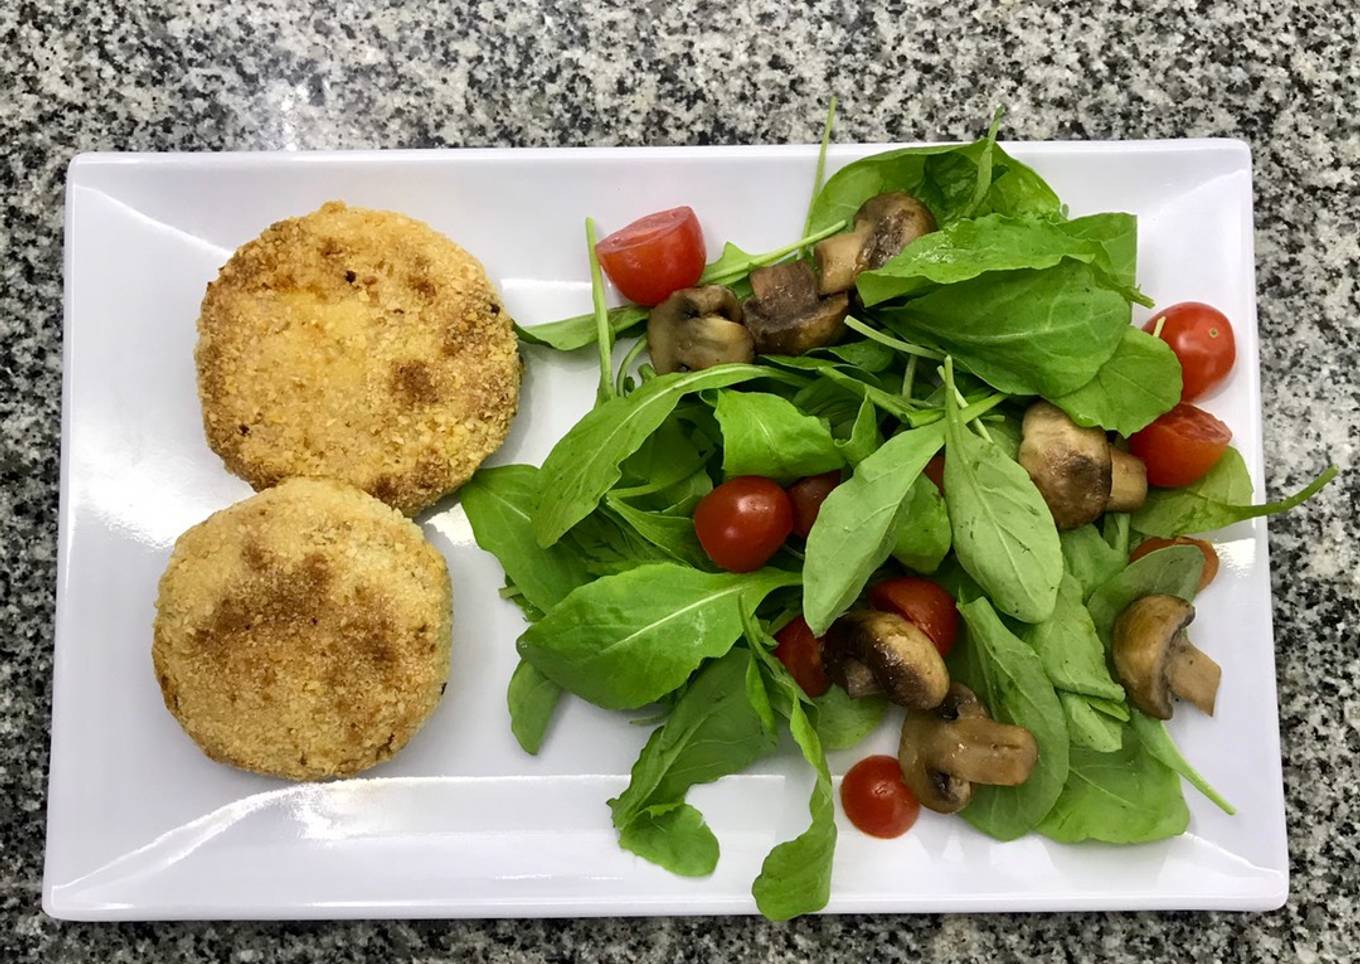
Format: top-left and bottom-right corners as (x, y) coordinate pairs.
(823, 339), (897, 372)
(516, 305), (649, 351)
(1050, 327), (1182, 435)
(603, 496), (710, 570)
(566, 509), (675, 575)
(714, 391), (845, 482)
(891, 475), (951, 574)
(1130, 710), (1236, 815)
(506, 660), (563, 755)
(977, 144), (1064, 220)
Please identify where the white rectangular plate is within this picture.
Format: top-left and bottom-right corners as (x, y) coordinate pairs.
(46, 140), (1286, 920)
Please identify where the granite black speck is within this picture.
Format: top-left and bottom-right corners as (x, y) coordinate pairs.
(3, 0), (1358, 961)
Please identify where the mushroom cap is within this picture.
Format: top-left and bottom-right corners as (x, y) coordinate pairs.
(742, 262), (849, 355)
(838, 656), (884, 699)
(646, 285), (753, 374)
(813, 192), (937, 295)
(1107, 448), (1149, 513)
(1112, 594), (1195, 720)
(831, 610), (949, 709)
(1018, 401), (1113, 530)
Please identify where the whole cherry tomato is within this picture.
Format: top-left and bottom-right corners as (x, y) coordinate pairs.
(595, 206), (706, 306)
(1128, 403), (1232, 488)
(1131, 536), (1221, 591)
(923, 454), (946, 492)
(773, 616), (830, 698)
(1144, 301), (1236, 401)
(868, 576), (959, 656)
(787, 471), (841, 539)
(841, 755), (921, 839)
(693, 476), (793, 572)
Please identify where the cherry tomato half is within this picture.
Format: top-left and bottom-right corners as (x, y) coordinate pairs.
(841, 755), (921, 839)
(868, 576), (959, 656)
(923, 454), (946, 492)
(1144, 302), (1236, 402)
(693, 476), (793, 572)
(1131, 536), (1221, 591)
(1128, 403), (1232, 488)
(595, 206), (706, 307)
(773, 616), (830, 698)
(787, 471), (841, 539)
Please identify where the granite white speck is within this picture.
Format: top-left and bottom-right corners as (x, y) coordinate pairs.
(3, 0), (1358, 960)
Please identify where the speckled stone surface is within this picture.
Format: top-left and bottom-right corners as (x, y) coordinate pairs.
(3, 0), (1358, 960)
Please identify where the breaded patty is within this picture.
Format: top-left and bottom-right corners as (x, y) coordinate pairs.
(152, 478), (452, 780)
(196, 201), (520, 515)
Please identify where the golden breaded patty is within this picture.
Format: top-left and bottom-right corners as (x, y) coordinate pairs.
(196, 201), (520, 515)
(152, 478), (452, 780)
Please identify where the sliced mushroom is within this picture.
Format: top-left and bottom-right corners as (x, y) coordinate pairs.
(1112, 594), (1221, 719)
(1107, 448), (1148, 512)
(1019, 401), (1114, 530)
(646, 285), (753, 374)
(742, 261), (849, 356)
(825, 610), (949, 709)
(813, 193), (937, 295)
(898, 683), (1039, 814)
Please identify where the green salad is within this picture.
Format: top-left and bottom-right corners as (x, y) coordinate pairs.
(462, 109), (1336, 920)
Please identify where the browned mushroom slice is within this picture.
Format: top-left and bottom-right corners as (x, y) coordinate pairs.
(1107, 448), (1149, 512)
(813, 193), (937, 295)
(742, 261), (849, 356)
(1112, 594), (1221, 719)
(898, 683), (1039, 814)
(1018, 401), (1113, 530)
(831, 610), (949, 709)
(646, 285), (753, 374)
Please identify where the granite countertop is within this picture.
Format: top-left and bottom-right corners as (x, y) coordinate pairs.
(4, 1), (1357, 960)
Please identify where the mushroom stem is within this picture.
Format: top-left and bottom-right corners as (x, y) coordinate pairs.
(1108, 448), (1148, 512)
(840, 657), (883, 699)
(926, 717), (1039, 786)
(1165, 637), (1221, 716)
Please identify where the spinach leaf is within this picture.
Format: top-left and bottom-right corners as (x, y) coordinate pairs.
(1050, 327), (1182, 435)
(1060, 524), (1128, 599)
(714, 391), (845, 482)
(891, 475), (951, 574)
(948, 598), (1069, 841)
(1130, 710), (1235, 814)
(812, 686), (888, 751)
(857, 213), (1149, 307)
(518, 564), (800, 710)
(802, 423), (945, 634)
(985, 413), (1024, 461)
(879, 261), (1132, 397)
(823, 338), (897, 372)
(603, 496), (711, 570)
(1059, 691), (1124, 753)
(617, 804), (720, 877)
(1132, 447), (1337, 537)
(506, 660), (564, 755)
(977, 144), (1064, 220)
(1086, 695), (1131, 721)
(943, 365), (1062, 623)
(516, 305), (649, 351)
(534, 364), (777, 546)
(1086, 544), (1204, 646)
(833, 398), (883, 465)
(1023, 573), (1125, 700)
(1037, 726), (1189, 844)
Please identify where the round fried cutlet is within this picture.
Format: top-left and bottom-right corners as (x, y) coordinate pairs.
(152, 478), (453, 780)
(196, 201), (520, 515)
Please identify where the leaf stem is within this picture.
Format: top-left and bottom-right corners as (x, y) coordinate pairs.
(801, 96), (838, 244)
(615, 335), (650, 395)
(938, 361), (993, 442)
(844, 316), (945, 361)
(900, 355), (918, 400)
(699, 219), (850, 286)
(586, 217), (615, 403)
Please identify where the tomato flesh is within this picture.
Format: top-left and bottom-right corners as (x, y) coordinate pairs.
(787, 471), (841, 539)
(1128, 403), (1232, 488)
(693, 476), (793, 572)
(595, 206), (706, 307)
(1144, 301), (1236, 401)
(923, 454), (946, 492)
(773, 616), (830, 698)
(1131, 536), (1220, 591)
(868, 576), (959, 656)
(841, 755), (921, 839)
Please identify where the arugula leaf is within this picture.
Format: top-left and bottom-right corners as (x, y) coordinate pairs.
(857, 213), (1150, 307)
(891, 474), (951, 574)
(1085, 544), (1204, 647)
(948, 598), (1069, 841)
(506, 660), (563, 755)
(1059, 691), (1124, 753)
(803, 423), (945, 634)
(1085, 695), (1131, 721)
(566, 508), (676, 575)
(823, 339), (897, 372)
(812, 686), (888, 751)
(1050, 327), (1182, 435)
(603, 496), (711, 570)
(1037, 727), (1190, 844)
(1132, 447), (1337, 537)
(699, 222), (847, 287)
(617, 804), (720, 877)
(518, 563), (800, 710)
(802, 96), (838, 240)
(1061, 208), (1138, 286)
(1023, 573), (1125, 700)
(515, 305), (649, 352)
(616, 413), (712, 497)
(879, 260), (1132, 397)
(1060, 524), (1129, 599)
(1130, 710), (1236, 815)
(942, 362), (1062, 623)
(534, 364), (781, 546)
(714, 391), (845, 482)
(833, 398), (883, 465)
